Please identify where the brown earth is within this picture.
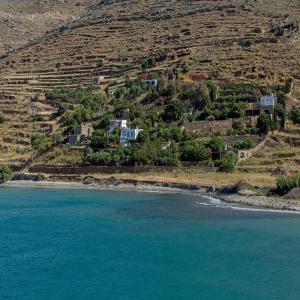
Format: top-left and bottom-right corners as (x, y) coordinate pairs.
(0, 0), (300, 168)
(0, 0), (98, 55)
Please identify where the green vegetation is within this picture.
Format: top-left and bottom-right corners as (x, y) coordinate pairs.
(256, 112), (272, 134)
(46, 86), (107, 133)
(46, 86), (98, 103)
(234, 138), (257, 150)
(36, 74), (290, 173)
(0, 165), (12, 183)
(289, 107), (300, 125)
(274, 104), (286, 129)
(217, 151), (239, 173)
(209, 137), (225, 152)
(163, 99), (186, 122)
(181, 141), (209, 161)
(0, 112), (4, 124)
(31, 133), (49, 153)
(276, 173), (300, 195)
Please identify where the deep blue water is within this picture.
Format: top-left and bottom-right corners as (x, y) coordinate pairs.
(1, 187), (300, 300)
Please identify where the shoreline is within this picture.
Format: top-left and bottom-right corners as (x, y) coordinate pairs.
(2, 179), (300, 213)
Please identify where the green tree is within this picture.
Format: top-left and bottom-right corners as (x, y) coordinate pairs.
(97, 113), (115, 130)
(289, 107), (300, 125)
(210, 137), (225, 152)
(181, 141), (209, 161)
(234, 138), (257, 150)
(163, 99), (186, 122)
(276, 90), (287, 105)
(274, 104), (286, 129)
(31, 134), (48, 153)
(0, 165), (12, 183)
(217, 151), (238, 173)
(192, 82), (211, 110)
(256, 112), (272, 134)
(91, 129), (110, 149)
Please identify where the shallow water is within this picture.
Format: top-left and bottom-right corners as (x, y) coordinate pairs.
(0, 187), (300, 300)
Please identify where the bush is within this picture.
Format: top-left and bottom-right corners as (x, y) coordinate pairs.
(276, 173), (300, 195)
(289, 107), (300, 125)
(274, 104), (286, 129)
(181, 141), (209, 161)
(210, 137), (225, 152)
(217, 151), (238, 173)
(163, 99), (186, 122)
(256, 112), (272, 134)
(91, 129), (110, 149)
(0, 112), (4, 124)
(234, 138), (257, 150)
(0, 165), (12, 183)
(31, 134), (49, 153)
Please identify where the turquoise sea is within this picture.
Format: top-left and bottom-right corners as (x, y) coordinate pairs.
(1, 187), (300, 300)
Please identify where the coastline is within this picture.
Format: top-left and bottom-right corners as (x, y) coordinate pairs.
(2, 178), (300, 212)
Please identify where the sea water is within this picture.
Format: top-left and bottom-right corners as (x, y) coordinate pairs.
(0, 187), (300, 300)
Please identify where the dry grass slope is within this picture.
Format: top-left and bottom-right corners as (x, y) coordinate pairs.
(0, 0), (300, 170)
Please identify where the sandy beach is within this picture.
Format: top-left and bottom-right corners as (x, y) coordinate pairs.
(2, 179), (300, 213)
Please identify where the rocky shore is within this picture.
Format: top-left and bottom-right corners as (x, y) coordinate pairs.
(2, 176), (300, 212)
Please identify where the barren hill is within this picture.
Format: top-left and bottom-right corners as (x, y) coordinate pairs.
(0, 0), (98, 54)
(0, 0), (300, 168)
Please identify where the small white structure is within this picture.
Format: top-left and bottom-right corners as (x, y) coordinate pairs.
(108, 119), (127, 137)
(260, 94), (276, 107)
(143, 79), (158, 88)
(120, 127), (143, 147)
(260, 94), (276, 118)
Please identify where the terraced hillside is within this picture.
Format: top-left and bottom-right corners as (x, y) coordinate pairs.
(238, 124), (300, 175)
(0, 0), (300, 169)
(0, 0), (98, 54)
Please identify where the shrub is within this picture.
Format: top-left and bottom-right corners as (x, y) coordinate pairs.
(289, 107), (300, 125)
(0, 112), (4, 124)
(274, 104), (286, 129)
(276, 173), (300, 195)
(256, 112), (272, 134)
(217, 151), (238, 173)
(210, 137), (225, 152)
(234, 138), (257, 150)
(90, 129), (110, 149)
(181, 141), (209, 161)
(277, 174), (300, 194)
(163, 99), (186, 122)
(0, 165), (12, 183)
(31, 134), (48, 153)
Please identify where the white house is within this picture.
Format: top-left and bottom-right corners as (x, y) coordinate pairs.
(260, 94), (276, 107)
(120, 127), (143, 147)
(260, 94), (276, 118)
(108, 119), (127, 137)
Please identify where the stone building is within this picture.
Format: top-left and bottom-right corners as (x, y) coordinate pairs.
(68, 123), (94, 145)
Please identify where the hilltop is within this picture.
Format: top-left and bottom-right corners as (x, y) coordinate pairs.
(0, 0), (98, 54)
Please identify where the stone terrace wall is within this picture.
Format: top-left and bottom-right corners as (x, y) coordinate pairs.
(237, 135), (268, 162)
(183, 117), (258, 134)
(29, 165), (215, 175)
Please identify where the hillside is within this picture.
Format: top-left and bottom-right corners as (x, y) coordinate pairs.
(0, 0), (98, 54)
(0, 0), (300, 172)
